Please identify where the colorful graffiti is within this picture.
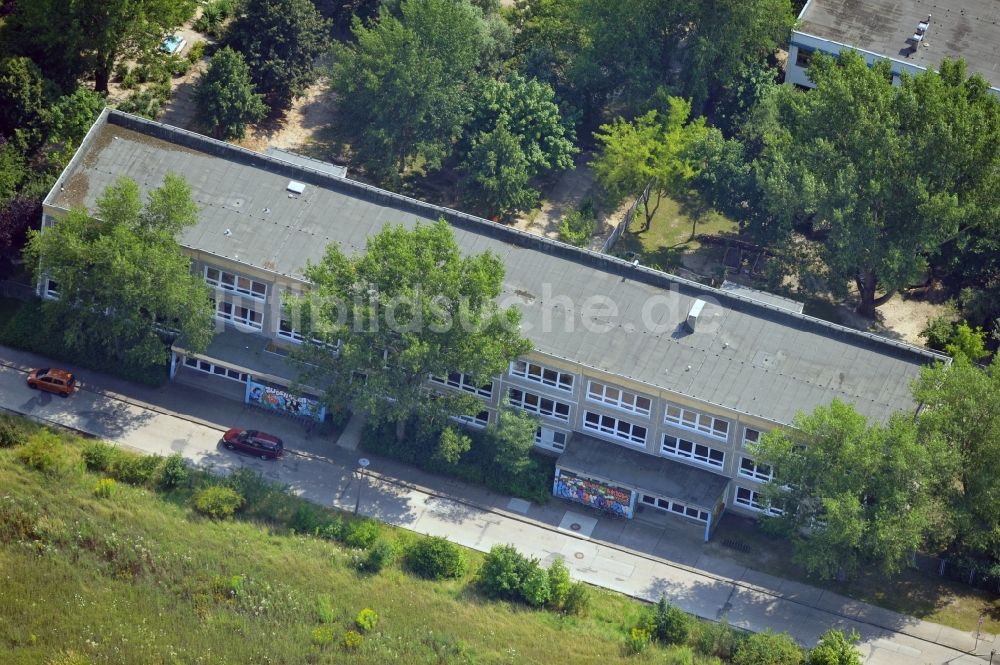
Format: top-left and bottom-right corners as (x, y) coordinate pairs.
(246, 381), (324, 421)
(553, 469), (634, 518)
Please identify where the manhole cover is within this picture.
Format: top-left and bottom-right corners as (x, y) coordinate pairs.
(574, 552), (585, 559)
(569, 523), (581, 531)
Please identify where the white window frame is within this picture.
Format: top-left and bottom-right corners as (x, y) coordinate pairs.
(660, 434), (725, 470)
(534, 426), (567, 452)
(44, 278), (60, 299)
(454, 410), (489, 429)
(205, 267), (267, 300)
(738, 456), (773, 483)
(183, 356), (249, 383)
(214, 299), (263, 330)
(582, 410), (647, 447)
(742, 427), (762, 448)
(430, 372), (493, 398)
(735, 487), (783, 516)
(508, 388), (571, 422)
(277, 317), (306, 342)
(586, 380), (651, 417)
(664, 403), (730, 440)
(509, 360), (574, 392)
(639, 494), (709, 523)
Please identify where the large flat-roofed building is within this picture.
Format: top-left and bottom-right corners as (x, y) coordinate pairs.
(41, 109), (949, 532)
(787, 0), (1000, 94)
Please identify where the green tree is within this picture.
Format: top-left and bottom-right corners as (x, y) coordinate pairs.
(591, 97), (710, 231)
(0, 0), (87, 92)
(913, 357), (1000, 559)
(805, 629), (862, 665)
(460, 122), (536, 217)
(750, 53), (1000, 317)
(0, 56), (48, 142)
(330, 0), (490, 181)
(433, 426), (472, 467)
(733, 630), (802, 665)
(44, 88), (107, 167)
(943, 321), (989, 362)
(652, 596), (690, 645)
(293, 218), (531, 443)
(226, 0), (330, 110)
(0, 143), (25, 203)
(24, 174), (214, 366)
(751, 400), (950, 579)
(194, 48), (267, 140)
(484, 404), (538, 478)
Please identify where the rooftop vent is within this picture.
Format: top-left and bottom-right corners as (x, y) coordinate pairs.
(910, 14), (931, 46)
(286, 180), (305, 194)
(686, 299), (706, 332)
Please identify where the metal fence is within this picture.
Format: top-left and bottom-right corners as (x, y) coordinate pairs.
(601, 181), (653, 254)
(910, 551), (1000, 594)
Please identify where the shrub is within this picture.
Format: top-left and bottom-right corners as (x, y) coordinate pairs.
(558, 204), (596, 247)
(289, 504), (326, 535)
(733, 630), (803, 665)
(17, 430), (70, 476)
(625, 627), (651, 655)
(315, 594), (335, 624)
(358, 538), (396, 573)
(187, 40), (207, 63)
(81, 441), (115, 471)
(191, 486), (244, 519)
(520, 565), (551, 607)
(805, 629), (862, 665)
(405, 536), (466, 580)
(109, 452), (162, 486)
(693, 620), (745, 660)
(342, 630), (363, 650)
(355, 607), (379, 632)
(477, 544), (530, 600)
(156, 454), (188, 490)
(547, 557), (572, 610)
(93, 478), (118, 499)
(0, 415), (25, 448)
(563, 581), (591, 617)
(315, 518), (345, 542)
(662, 645), (696, 665)
(343, 518), (381, 549)
(653, 596), (691, 645)
(311, 625), (335, 646)
(226, 468), (295, 522)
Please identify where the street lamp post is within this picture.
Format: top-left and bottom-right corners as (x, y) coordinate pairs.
(354, 457), (370, 516)
(989, 648), (995, 665)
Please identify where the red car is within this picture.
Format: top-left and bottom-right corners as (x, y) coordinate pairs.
(26, 368), (77, 398)
(221, 428), (284, 460)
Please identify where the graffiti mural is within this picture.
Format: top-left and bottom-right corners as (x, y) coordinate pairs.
(553, 469), (634, 518)
(246, 381), (324, 421)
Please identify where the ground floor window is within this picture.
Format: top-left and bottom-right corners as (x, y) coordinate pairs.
(183, 356), (249, 383)
(454, 410), (489, 428)
(44, 278), (60, 299)
(534, 426), (567, 452)
(735, 487), (783, 516)
(639, 494), (709, 523)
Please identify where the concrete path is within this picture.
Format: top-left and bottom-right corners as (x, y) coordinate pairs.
(0, 345), (996, 665)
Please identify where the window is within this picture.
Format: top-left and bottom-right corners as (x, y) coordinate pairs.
(639, 494), (709, 523)
(454, 410), (489, 428)
(510, 360), (573, 392)
(794, 46), (813, 68)
(509, 388), (571, 422)
(44, 278), (60, 299)
(586, 381), (651, 416)
(735, 487), (783, 516)
(534, 427), (567, 452)
(277, 318), (339, 350)
(742, 428), (761, 447)
(583, 411), (647, 446)
(738, 457), (774, 483)
(214, 299), (263, 329)
(183, 357), (248, 383)
(664, 404), (729, 440)
(430, 372), (493, 398)
(205, 267), (267, 299)
(661, 434), (725, 469)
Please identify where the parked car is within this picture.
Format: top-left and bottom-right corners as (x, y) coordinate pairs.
(26, 368), (77, 398)
(221, 428), (284, 460)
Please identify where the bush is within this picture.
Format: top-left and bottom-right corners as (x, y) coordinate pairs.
(558, 204), (596, 247)
(93, 478), (118, 498)
(693, 620), (745, 660)
(156, 454), (188, 490)
(342, 629), (363, 650)
(191, 486), (244, 519)
(187, 40), (207, 63)
(733, 630), (803, 665)
(477, 544), (531, 600)
(0, 415), (25, 448)
(563, 581), (591, 617)
(355, 607), (379, 632)
(405, 536), (466, 580)
(290, 504), (326, 535)
(226, 468), (296, 523)
(81, 441), (115, 472)
(343, 518), (381, 549)
(315, 518), (345, 542)
(653, 596), (691, 645)
(311, 625), (335, 646)
(358, 538), (396, 573)
(109, 452), (162, 486)
(662, 645), (696, 665)
(17, 430), (70, 476)
(547, 557), (572, 610)
(520, 565), (551, 607)
(625, 627), (651, 655)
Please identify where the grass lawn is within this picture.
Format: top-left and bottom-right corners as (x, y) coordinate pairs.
(709, 516), (1000, 635)
(615, 193), (738, 273)
(0, 420), (741, 665)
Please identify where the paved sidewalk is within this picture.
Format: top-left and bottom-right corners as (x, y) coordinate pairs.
(0, 345), (995, 665)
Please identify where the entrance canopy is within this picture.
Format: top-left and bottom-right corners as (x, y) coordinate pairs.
(557, 433), (730, 513)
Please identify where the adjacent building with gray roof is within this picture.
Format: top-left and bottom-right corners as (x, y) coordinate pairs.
(41, 109), (949, 531)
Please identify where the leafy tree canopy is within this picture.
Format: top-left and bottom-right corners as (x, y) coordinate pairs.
(24, 174), (214, 367)
(194, 47), (267, 140)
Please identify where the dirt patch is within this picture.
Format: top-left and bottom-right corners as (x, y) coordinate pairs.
(236, 76), (339, 154)
(874, 291), (956, 345)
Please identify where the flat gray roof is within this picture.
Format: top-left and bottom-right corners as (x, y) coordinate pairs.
(796, 0), (1000, 88)
(265, 147), (348, 179)
(558, 434), (730, 509)
(46, 110), (949, 426)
